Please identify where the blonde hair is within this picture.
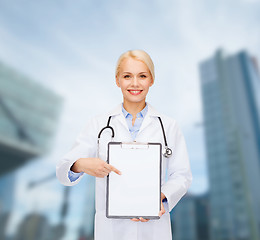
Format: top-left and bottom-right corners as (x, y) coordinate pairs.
(115, 50), (155, 82)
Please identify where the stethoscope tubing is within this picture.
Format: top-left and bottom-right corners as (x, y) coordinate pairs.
(98, 116), (115, 139)
(97, 115), (172, 158)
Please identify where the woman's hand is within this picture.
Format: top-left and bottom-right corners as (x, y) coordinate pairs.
(159, 192), (166, 217)
(131, 217), (150, 222)
(130, 192), (166, 222)
(71, 158), (121, 178)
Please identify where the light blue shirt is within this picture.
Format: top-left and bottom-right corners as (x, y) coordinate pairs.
(122, 103), (148, 141)
(68, 103), (148, 182)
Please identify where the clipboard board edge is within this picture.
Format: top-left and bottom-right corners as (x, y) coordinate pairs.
(106, 215), (160, 220)
(106, 141), (162, 219)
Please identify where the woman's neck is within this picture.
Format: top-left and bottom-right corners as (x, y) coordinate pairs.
(123, 100), (146, 116)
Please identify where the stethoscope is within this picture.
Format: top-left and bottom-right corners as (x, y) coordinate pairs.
(97, 116), (172, 158)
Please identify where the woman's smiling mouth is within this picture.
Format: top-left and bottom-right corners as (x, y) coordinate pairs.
(128, 90), (143, 95)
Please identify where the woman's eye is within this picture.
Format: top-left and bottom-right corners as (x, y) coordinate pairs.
(123, 75), (131, 79)
(140, 75), (147, 78)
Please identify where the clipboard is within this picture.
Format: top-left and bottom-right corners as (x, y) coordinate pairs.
(106, 142), (162, 219)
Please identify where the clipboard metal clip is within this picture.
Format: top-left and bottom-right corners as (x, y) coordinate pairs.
(120, 142), (149, 149)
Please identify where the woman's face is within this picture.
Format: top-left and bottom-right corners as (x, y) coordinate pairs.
(116, 57), (153, 105)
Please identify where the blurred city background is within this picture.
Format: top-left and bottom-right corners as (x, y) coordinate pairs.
(0, 0), (259, 240)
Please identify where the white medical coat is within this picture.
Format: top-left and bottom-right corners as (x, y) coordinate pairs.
(56, 103), (192, 240)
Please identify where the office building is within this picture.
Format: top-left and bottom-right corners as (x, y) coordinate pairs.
(0, 173), (15, 240)
(14, 213), (50, 240)
(78, 176), (95, 240)
(0, 61), (63, 175)
(171, 193), (210, 240)
(0, 60), (63, 239)
(199, 49), (260, 240)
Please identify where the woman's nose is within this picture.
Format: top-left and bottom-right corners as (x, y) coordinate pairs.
(131, 76), (139, 86)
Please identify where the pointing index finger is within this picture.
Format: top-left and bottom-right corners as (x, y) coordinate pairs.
(107, 163), (122, 175)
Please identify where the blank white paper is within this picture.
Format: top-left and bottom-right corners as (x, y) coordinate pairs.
(107, 142), (161, 218)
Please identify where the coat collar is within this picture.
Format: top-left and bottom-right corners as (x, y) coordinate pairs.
(107, 103), (160, 135)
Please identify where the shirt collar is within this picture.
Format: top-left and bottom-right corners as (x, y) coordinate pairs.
(108, 102), (160, 117)
(122, 103), (148, 118)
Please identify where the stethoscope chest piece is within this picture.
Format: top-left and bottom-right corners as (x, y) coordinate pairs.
(163, 147), (172, 158)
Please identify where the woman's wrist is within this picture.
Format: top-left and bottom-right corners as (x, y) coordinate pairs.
(71, 158), (83, 173)
(161, 192), (166, 201)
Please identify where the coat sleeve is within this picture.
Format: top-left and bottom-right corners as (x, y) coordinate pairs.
(56, 117), (98, 186)
(161, 121), (192, 212)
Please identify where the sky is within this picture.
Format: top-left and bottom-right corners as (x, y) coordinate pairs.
(0, 0), (259, 239)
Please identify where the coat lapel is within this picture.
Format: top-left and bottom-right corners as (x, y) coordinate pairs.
(108, 103), (129, 131)
(138, 103), (160, 135)
(117, 114), (129, 131)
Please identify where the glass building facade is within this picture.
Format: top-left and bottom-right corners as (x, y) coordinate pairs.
(0, 173), (15, 240)
(0, 60), (63, 239)
(0, 61), (63, 175)
(171, 193), (210, 240)
(171, 194), (197, 240)
(199, 50), (260, 240)
(78, 176), (95, 240)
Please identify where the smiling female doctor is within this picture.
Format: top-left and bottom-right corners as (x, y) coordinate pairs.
(56, 49), (192, 240)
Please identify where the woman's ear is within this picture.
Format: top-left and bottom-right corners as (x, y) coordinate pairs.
(116, 76), (120, 87)
(149, 79), (154, 87)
